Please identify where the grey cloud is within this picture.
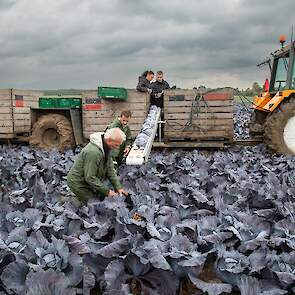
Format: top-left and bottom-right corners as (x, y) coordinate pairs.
(0, 0), (16, 9)
(0, 0), (294, 90)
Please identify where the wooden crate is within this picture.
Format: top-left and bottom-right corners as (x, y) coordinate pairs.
(11, 89), (42, 134)
(0, 89), (43, 137)
(82, 89), (150, 139)
(164, 88), (234, 141)
(0, 89), (14, 135)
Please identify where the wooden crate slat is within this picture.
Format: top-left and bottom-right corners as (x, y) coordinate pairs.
(203, 91), (233, 101)
(164, 100), (233, 107)
(165, 118), (233, 126)
(83, 117), (145, 125)
(13, 114), (31, 124)
(0, 100), (12, 107)
(0, 119), (30, 127)
(164, 89), (197, 97)
(165, 130), (233, 139)
(0, 107), (13, 114)
(82, 109), (147, 118)
(165, 125), (233, 132)
(166, 106), (233, 114)
(0, 133), (14, 138)
(82, 102), (147, 112)
(101, 102), (147, 111)
(166, 112), (233, 120)
(14, 123), (31, 128)
(14, 127), (31, 132)
(13, 108), (31, 114)
(0, 127), (13, 133)
(0, 113), (13, 120)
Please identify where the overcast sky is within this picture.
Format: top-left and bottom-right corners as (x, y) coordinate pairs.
(0, 0), (294, 90)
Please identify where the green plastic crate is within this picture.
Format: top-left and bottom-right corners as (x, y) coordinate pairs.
(58, 98), (81, 108)
(98, 86), (127, 101)
(71, 98), (82, 108)
(39, 97), (58, 108)
(58, 98), (72, 108)
(39, 97), (82, 109)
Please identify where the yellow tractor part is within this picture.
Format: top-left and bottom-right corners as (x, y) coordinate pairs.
(254, 90), (295, 112)
(253, 92), (271, 111)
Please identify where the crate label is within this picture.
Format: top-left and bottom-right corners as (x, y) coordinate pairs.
(84, 97), (102, 110)
(15, 95), (24, 107)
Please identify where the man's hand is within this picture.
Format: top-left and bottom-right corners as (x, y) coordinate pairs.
(124, 146), (130, 156)
(107, 190), (117, 198)
(147, 88), (152, 94)
(117, 188), (128, 196)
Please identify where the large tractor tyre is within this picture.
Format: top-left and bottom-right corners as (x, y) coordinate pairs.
(264, 98), (295, 155)
(30, 114), (75, 151)
(249, 110), (268, 136)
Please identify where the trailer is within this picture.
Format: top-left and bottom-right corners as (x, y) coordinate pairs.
(0, 87), (236, 151)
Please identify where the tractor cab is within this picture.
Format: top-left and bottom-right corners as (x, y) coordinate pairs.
(253, 37), (295, 112)
(249, 36), (295, 155)
(270, 39), (295, 93)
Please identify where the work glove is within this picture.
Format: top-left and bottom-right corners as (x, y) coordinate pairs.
(147, 88), (152, 94)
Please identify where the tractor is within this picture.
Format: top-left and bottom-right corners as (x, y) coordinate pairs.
(249, 35), (295, 155)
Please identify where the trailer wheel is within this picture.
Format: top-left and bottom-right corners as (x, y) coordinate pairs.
(30, 114), (75, 150)
(264, 98), (295, 155)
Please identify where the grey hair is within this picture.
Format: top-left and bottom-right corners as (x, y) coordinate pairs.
(104, 127), (126, 143)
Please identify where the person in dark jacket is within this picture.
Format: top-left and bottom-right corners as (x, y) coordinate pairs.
(136, 70), (154, 93)
(150, 71), (170, 108)
(67, 128), (128, 204)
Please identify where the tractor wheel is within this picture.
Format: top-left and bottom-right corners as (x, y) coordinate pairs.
(264, 98), (295, 155)
(30, 114), (75, 151)
(249, 110), (268, 136)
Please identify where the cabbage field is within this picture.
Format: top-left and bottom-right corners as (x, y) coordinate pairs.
(0, 103), (294, 295)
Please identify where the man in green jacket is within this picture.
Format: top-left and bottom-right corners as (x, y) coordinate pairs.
(106, 110), (132, 166)
(67, 128), (128, 204)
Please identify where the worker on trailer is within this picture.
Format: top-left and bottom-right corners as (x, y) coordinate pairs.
(151, 70), (170, 108)
(106, 110), (132, 167)
(136, 70), (154, 93)
(67, 128), (128, 204)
